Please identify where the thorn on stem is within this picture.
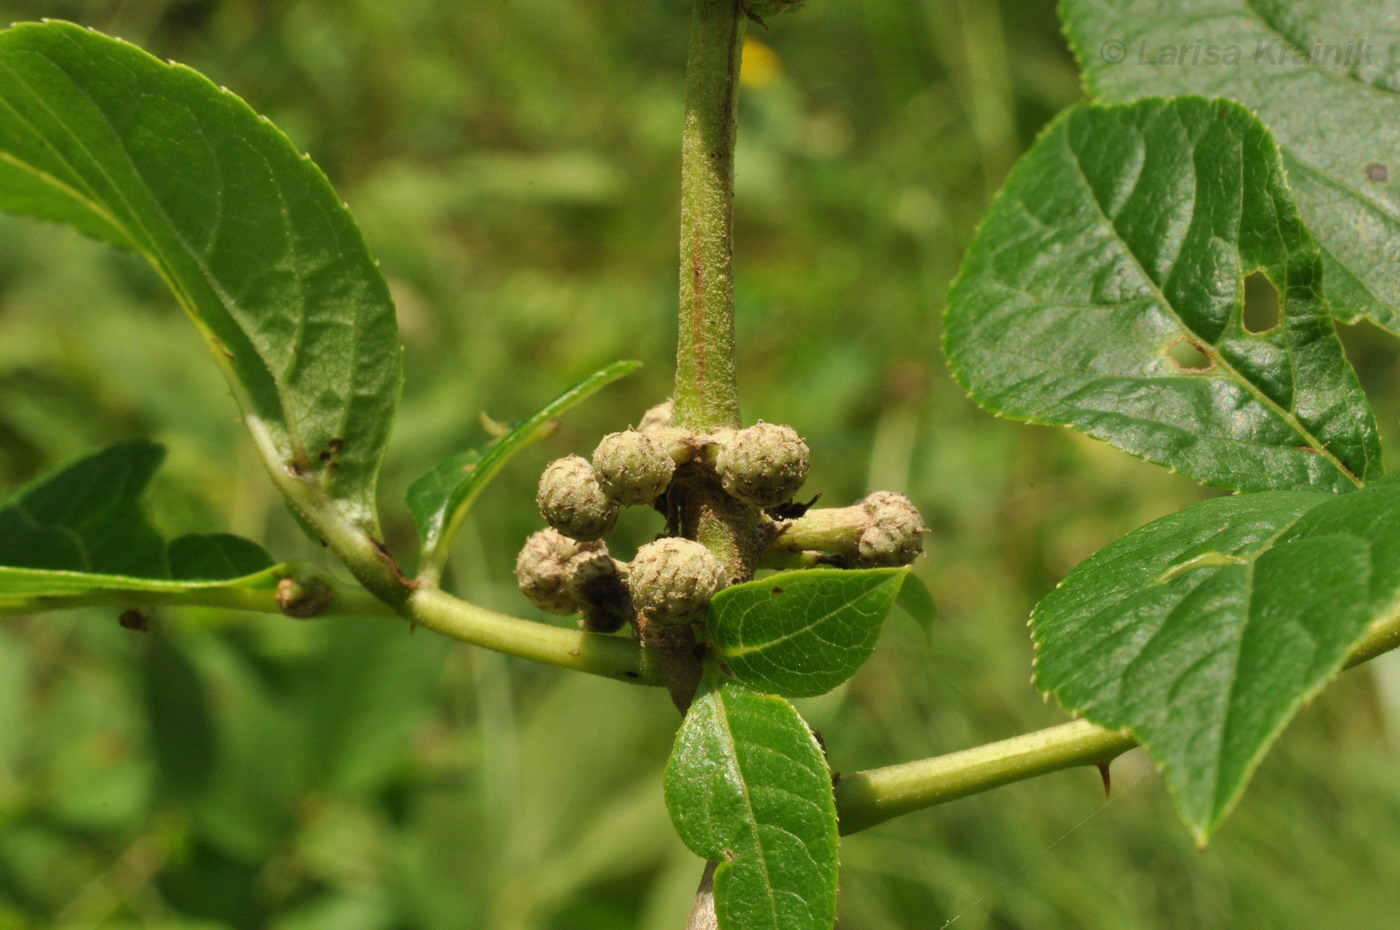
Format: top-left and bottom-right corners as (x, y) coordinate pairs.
(1096, 761), (1112, 798)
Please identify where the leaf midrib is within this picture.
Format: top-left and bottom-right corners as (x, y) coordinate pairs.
(1044, 495), (1328, 828)
(1059, 115), (1361, 489)
(720, 582), (888, 660)
(711, 685), (782, 930)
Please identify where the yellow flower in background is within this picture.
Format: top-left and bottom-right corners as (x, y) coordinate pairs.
(741, 37), (782, 88)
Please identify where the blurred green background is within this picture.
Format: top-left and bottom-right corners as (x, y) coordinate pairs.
(2, 1), (1400, 927)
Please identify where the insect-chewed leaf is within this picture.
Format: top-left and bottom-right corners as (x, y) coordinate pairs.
(1062, 0), (1400, 333)
(1033, 477), (1400, 842)
(664, 674), (838, 930)
(945, 97), (1380, 494)
(708, 568), (906, 697)
(0, 441), (285, 611)
(0, 22), (402, 532)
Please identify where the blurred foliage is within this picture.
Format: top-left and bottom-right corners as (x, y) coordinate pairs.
(1, 0), (1399, 927)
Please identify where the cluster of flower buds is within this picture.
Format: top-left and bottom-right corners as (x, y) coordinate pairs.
(534, 421), (681, 543)
(534, 402), (814, 543)
(518, 397), (925, 634)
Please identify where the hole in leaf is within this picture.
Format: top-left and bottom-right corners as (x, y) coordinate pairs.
(1166, 337), (1213, 371)
(1242, 270), (1281, 334)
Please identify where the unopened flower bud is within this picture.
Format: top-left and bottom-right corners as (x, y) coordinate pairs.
(592, 430), (675, 506)
(537, 455), (618, 541)
(276, 573), (334, 619)
(638, 398), (674, 432)
(714, 421), (810, 507)
(638, 400), (703, 465)
(515, 528), (593, 614)
(571, 551), (632, 634)
(628, 537), (726, 627)
(650, 426), (698, 464)
(856, 491), (926, 566)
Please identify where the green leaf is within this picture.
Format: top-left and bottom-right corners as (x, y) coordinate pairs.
(664, 674), (838, 930)
(0, 565), (286, 611)
(167, 534), (280, 581)
(0, 22), (402, 531)
(895, 571), (937, 630)
(708, 568), (906, 698)
(945, 97), (1380, 494)
(1062, 0), (1400, 332)
(0, 440), (170, 578)
(407, 360), (640, 561)
(1033, 479), (1400, 841)
(0, 441), (284, 611)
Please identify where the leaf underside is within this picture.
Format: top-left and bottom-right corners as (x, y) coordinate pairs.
(665, 675), (838, 930)
(708, 568), (906, 698)
(1033, 477), (1400, 841)
(0, 22), (402, 531)
(0, 441), (280, 609)
(1062, 0), (1400, 332)
(945, 96), (1380, 493)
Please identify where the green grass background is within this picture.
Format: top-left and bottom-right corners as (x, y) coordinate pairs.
(1, 1), (1400, 927)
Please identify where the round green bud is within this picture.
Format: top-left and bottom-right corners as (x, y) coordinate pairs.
(591, 430), (675, 506)
(714, 421), (810, 507)
(515, 528), (593, 614)
(536, 455), (618, 541)
(628, 537), (726, 627)
(637, 398), (674, 432)
(856, 491), (926, 566)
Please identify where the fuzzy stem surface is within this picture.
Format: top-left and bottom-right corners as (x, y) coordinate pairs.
(674, 0), (746, 432)
(670, 10), (751, 913)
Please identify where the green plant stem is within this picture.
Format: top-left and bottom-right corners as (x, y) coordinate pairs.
(835, 608), (1400, 835)
(664, 0), (753, 722)
(2, 575), (656, 686)
(406, 585), (656, 684)
(245, 415), (413, 607)
(0, 572), (396, 619)
(674, 0), (746, 433)
(13, 576), (1399, 834)
(769, 505), (866, 555)
(835, 719), (1134, 835)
